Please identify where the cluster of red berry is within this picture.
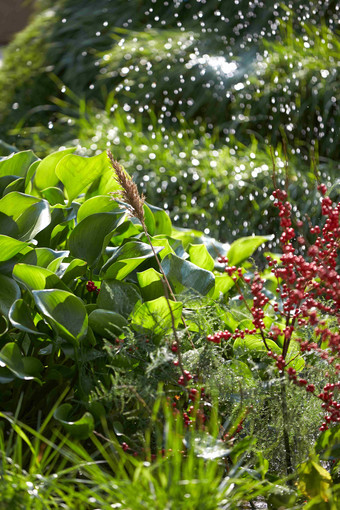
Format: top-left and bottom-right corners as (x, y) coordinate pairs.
(86, 280), (100, 294)
(209, 181), (340, 432)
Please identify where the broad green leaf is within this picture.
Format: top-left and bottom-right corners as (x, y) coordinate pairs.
(13, 263), (69, 291)
(131, 297), (183, 337)
(97, 279), (141, 318)
(0, 235), (29, 261)
(110, 220), (142, 247)
(149, 236), (174, 259)
(0, 175), (19, 196)
(0, 315), (8, 336)
(69, 211), (125, 267)
(41, 187), (65, 205)
(56, 152), (110, 204)
(24, 159), (40, 194)
(227, 236), (272, 266)
(53, 403), (94, 439)
(161, 253), (215, 295)
(77, 195), (121, 223)
(0, 367), (15, 383)
(170, 226), (204, 249)
(226, 360), (254, 381)
(32, 289), (88, 344)
(0, 274), (21, 318)
(34, 148), (75, 190)
(208, 274), (235, 299)
(101, 241), (163, 280)
(137, 268), (164, 301)
(89, 309), (128, 338)
(0, 150), (38, 178)
(85, 161), (123, 198)
(3, 177), (25, 195)
(0, 192), (51, 241)
(233, 335), (281, 354)
(60, 258), (87, 284)
(21, 247), (69, 268)
(9, 299), (40, 334)
(147, 203), (172, 236)
(143, 203), (155, 236)
(316, 424), (340, 460)
(0, 342), (43, 382)
(298, 460), (332, 501)
(188, 244), (215, 271)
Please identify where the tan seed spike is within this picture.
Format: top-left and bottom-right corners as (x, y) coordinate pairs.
(107, 150), (145, 224)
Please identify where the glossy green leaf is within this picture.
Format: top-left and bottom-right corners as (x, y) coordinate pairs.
(0, 342), (43, 382)
(69, 211), (125, 267)
(24, 159), (40, 193)
(233, 335), (281, 354)
(53, 403), (94, 439)
(208, 274), (235, 299)
(0, 235), (29, 261)
(85, 161), (123, 198)
(0, 274), (21, 318)
(0, 366), (15, 383)
(3, 177), (25, 195)
(101, 241), (163, 280)
(143, 203), (155, 236)
(60, 258), (87, 284)
(148, 236), (174, 259)
(137, 268), (164, 301)
(0, 192), (51, 241)
(34, 147), (75, 190)
(227, 236), (272, 266)
(188, 243), (215, 271)
(0, 315), (8, 336)
(131, 297), (183, 337)
(56, 152), (110, 204)
(89, 309), (128, 338)
(0, 150), (38, 178)
(77, 195), (121, 223)
(21, 247), (69, 268)
(0, 175), (19, 196)
(97, 279), (141, 318)
(110, 220), (142, 247)
(161, 253), (215, 295)
(9, 299), (40, 334)
(13, 263), (69, 291)
(32, 289), (88, 344)
(41, 187), (65, 205)
(147, 203), (172, 236)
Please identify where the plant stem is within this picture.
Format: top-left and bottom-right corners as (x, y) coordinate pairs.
(279, 371), (293, 478)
